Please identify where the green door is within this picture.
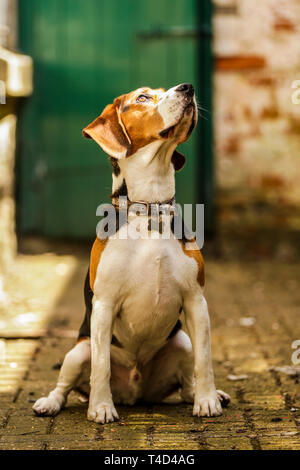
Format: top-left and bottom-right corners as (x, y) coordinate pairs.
(17, 0), (213, 238)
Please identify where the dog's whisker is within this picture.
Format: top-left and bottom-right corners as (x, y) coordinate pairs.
(195, 96), (210, 115)
(196, 104), (210, 115)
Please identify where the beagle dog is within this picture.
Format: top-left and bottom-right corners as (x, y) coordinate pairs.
(33, 83), (230, 423)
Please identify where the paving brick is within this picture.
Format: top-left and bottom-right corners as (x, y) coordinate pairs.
(260, 435), (300, 450)
(206, 437), (253, 450)
(0, 435), (46, 450)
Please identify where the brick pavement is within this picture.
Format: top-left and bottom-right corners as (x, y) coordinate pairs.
(0, 246), (299, 450)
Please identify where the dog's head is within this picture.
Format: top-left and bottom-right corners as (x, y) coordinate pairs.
(83, 84), (197, 171)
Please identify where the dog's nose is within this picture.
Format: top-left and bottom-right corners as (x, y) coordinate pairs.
(175, 83), (194, 96)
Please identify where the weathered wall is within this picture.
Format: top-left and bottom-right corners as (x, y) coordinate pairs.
(0, 0), (18, 272)
(0, 0), (17, 49)
(213, 0), (300, 233)
(0, 114), (17, 269)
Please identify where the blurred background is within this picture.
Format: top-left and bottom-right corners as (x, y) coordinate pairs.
(0, 1), (300, 445)
(1, 0), (300, 264)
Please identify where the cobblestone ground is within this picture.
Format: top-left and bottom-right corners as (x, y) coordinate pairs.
(0, 239), (300, 450)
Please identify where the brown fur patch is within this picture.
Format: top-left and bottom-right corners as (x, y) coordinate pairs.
(180, 240), (205, 287)
(89, 237), (108, 291)
(83, 88), (166, 158)
(122, 102), (164, 153)
(83, 99), (131, 159)
(76, 336), (89, 345)
(117, 87), (166, 153)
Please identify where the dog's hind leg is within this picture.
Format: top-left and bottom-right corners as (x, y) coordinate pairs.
(33, 338), (91, 416)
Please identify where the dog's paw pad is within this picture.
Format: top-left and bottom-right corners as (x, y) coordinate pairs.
(193, 394), (222, 417)
(88, 403), (119, 424)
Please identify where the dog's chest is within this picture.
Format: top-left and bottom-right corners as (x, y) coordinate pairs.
(93, 231), (197, 364)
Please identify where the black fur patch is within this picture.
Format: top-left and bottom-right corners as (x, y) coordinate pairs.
(110, 157), (121, 177)
(78, 269), (93, 339)
(159, 125), (175, 138)
(167, 319), (182, 340)
(111, 179), (128, 199)
(111, 335), (123, 348)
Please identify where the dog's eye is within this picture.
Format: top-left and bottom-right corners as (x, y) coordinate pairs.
(137, 94), (151, 103)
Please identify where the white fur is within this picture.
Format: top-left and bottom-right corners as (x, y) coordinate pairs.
(158, 85), (193, 129)
(118, 140), (176, 203)
(33, 226), (229, 422)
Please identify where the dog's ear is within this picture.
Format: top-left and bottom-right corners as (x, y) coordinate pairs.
(171, 150), (186, 172)
(83, 98), (132, 159)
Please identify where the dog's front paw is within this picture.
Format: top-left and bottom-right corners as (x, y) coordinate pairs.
(193, 392), (222, 417)
(88, 402), (119, 424)
(33, 395), (64, 416)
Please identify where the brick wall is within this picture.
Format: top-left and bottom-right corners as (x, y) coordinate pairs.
(0, 0), (17, 272)
(0, 0), (17, 49)
(213, 0), (300, 234)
